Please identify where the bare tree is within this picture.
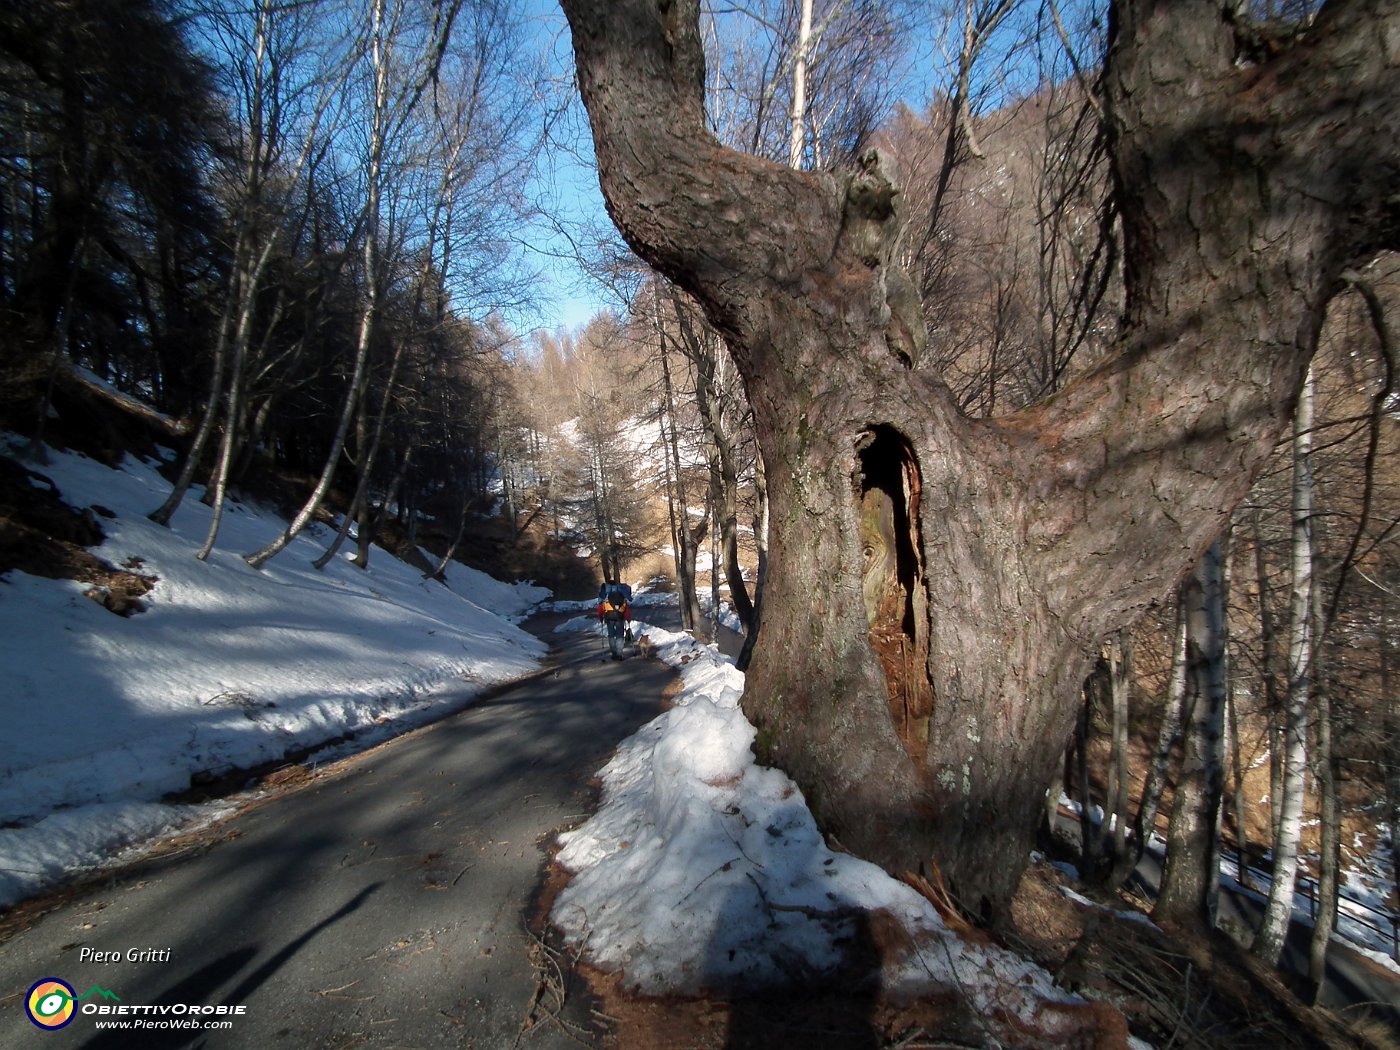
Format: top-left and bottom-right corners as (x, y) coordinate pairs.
(1155, 538), (1228, 932)
(655, 292), (710, 633)
(704, 0), (912, 166)
(1255, 366), (1317, 964)
(666, 289), (757, 632)
(243, 0), (460, 568)
(788, 0), (813, 167)
(182, 0), (350, 554)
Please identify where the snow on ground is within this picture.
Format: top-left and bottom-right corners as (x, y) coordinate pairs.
(1337, 825), (1400, 966)
(1219, 856), (1400, 976)
(538, 587), (678, 615)
(0, 437), (549, 909)
(548, 617), (1116, 1039)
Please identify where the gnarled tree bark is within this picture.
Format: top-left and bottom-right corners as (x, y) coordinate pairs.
(559, 0), (1400, 919)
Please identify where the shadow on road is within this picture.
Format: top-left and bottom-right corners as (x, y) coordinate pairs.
(78, 884), (383, 1050)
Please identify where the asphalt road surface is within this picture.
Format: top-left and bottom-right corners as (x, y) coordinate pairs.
(1056, 812), (1400, 1033)
(1132, 846), (1400, 1031)
(0, 613), (675, 1049)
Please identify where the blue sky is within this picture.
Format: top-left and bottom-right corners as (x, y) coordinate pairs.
(515, 0), (615, 339)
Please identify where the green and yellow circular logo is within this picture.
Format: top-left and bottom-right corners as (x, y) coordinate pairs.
(25, 978), (76, 1030)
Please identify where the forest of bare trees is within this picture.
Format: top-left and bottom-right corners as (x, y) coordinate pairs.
(2, 0), (1398, 1016)
(2, 0), (541, 572)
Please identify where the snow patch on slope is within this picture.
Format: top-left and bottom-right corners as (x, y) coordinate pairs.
(0, 438), (548, 908)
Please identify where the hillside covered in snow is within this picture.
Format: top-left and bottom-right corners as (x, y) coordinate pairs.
(0, 436), (549, 909)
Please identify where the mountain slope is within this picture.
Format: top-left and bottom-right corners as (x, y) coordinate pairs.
(0, 436), (548, 908)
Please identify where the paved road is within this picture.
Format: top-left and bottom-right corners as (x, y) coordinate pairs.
(1056, 813), (1400, 1032)
(0, 613), (675, 1049)
(1221, 882), (1400, 1030)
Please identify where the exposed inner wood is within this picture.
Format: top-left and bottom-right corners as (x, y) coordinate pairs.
(858, 427), (930, 767)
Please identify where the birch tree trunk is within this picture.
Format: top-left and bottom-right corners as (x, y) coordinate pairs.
(243, 0), (391, 570)
(1252, 508), (1286, 846)
(788, 0), (812, 170)
(428, 490), (471, 582)
(560, 0), (1400, 918)
(1255, 366), (1316, 965)
(1154, 539), (1228, 932)
(194, 0), (290, 559)
(151, 286), (235, 528)
(1107, 629), (1133, 871)
(1384, 638), (1400, 919)
(1308, 647), (1339, 1000)
(151, 0), (339, 531)
(312, 332), (409, 571)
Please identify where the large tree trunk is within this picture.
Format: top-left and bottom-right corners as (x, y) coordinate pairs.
(560, 0), (1400, 919)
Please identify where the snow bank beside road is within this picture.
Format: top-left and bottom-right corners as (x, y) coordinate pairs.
(0, 438), (548, 908)
(550, 621), (1091, 1035)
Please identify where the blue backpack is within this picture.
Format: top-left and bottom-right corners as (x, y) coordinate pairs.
(598, 581), (631, 620)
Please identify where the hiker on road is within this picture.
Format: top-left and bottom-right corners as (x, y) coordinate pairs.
(597, 580), (632, 660)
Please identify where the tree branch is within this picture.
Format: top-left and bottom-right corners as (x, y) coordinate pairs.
(560, 0), (844, 342)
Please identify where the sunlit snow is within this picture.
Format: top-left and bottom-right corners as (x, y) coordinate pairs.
(548, 618), (1102, 1033)
(0, 437), (548, 908)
